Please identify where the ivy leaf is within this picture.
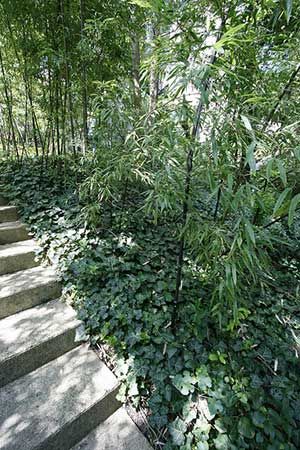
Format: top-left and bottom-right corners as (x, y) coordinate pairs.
(252, 411), (266, 428)
(213, 434), (229, 450)
(197, 367), (212, 391)
(238, 417), (255, 439)
(169, 417), (187, 446)
(215, 418), (227, 434)
(207, 398), (223, 418)
(197, 442), (209, 450)
(172, 371), (196, 395)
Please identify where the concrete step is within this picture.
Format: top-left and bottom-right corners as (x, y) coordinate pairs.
(0, 221), (29, 245)
(0, 344), (120, 450)
(0, 265), (61, 319)
(0, 298), (81, 387)
(72, 407), (153, 450)
(0, 239), (40, 275)
(0, 206), (18, 223)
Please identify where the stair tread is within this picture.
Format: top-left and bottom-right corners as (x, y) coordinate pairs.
(0, 298), (80, 364)
(0, 345), (118, 450)
(0, 265), (58, 299)
(0, 239), (38, 257)
(0, 206), (17, 212)
(0, 220), (25, 230)
(72, 408), (153, 450)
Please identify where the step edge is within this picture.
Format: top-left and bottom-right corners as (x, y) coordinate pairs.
(0, 248), (37, 258)
(0, 279), (61, 300)
(0, 319), (81, 364)
(0, 326), (82, 388)
(31, 383), (121, 450)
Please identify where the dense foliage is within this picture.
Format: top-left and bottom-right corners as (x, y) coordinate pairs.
(1, 0), (300, 448)
(1, 158), (300, 450)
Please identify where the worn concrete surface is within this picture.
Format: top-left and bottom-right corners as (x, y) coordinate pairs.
(0, 345), (120, 450)
(0, 298), (81, 386)
(0, 265), (61, 319)
(72, 408), (153, 450)
(0, 240), (39, 275)
(0, 221), (29, 244)
(0, 206), (18, 223)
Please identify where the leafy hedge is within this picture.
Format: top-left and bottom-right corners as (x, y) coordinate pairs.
(1, 158), (300, 450)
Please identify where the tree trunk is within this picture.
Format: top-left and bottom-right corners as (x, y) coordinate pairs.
(0, 48), (19, 159)
(132, 32), (141, 109)
(148, 21), (159, 114)
(80, 0), (89, 153)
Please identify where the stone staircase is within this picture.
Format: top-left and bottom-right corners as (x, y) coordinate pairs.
(0, 196), (152, 450)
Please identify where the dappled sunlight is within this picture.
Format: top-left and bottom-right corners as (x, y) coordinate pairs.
(0, 298), (78, 361)
(73, 408), (150, 450)
(0, 266), (57, 298)
(0, 345), (117, 450)
(1, 0), (300, 447)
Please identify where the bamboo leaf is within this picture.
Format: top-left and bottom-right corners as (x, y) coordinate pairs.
(245, 220), (256, 245)
(266, 158), (274, 181)
(288, 193), (300, 226)
(286, 0), (293, 23)
(129, 0), (163, 10)
(246, 141), (257, 172)
(277, 160), (287, 187)
(241, 115), (253, 132)
(273, 188), (291, 216)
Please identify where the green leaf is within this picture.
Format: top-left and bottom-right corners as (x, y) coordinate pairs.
(129, 0), (162, 10)
(129, 0), (153, 7)
(169, 417), (187, 446)
(245, 219), (256, 245)
(277, 160), (287, 187)
(294, 147), (300, 161)
(215, 418), (227, 434)
(266, 158), (274, 181)
(241, 114), (253, 132)
(273, 188), (291, 216)
(286, 0), (293, 23)
(288, 193), (300, 226)
(252, 411), (266, 428)
(197, 368), (212, 390)
(246, 141), (257, 172)
(197, 442), (209, 450)
(172, 371), (196, 396)
(213, 434), (229, 450)
(238, 417), (255, 439)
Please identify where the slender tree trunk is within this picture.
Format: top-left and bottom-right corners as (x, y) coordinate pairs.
(0, 105), (7, 155)
(55, 73), (61, 155)
(0, 48), (19, 159)
(132, 32), (141, 109)
(60, 0), (76, 155)
(148, 21), (159, 114)
(173, 18), (226, 323)
(80, 0), (89, 153)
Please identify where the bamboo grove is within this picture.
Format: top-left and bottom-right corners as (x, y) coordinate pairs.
(2, 1), (300, 448)
(1, 0), (300, 327)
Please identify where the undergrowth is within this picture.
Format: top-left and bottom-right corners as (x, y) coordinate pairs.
(1, 158), (300, 450)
